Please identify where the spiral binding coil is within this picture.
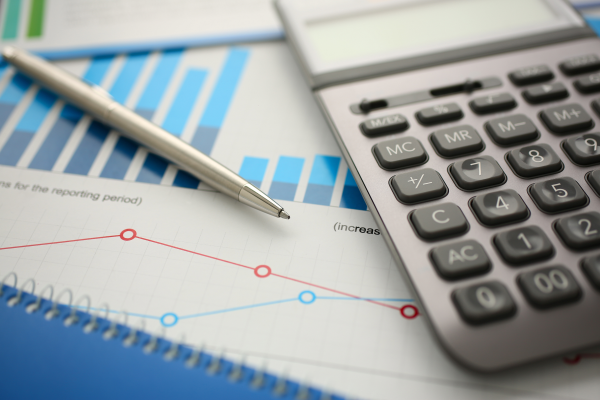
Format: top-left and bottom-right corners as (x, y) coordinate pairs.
(0, 272), (343, 400)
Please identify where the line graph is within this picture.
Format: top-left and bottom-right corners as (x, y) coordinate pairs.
(0, 228), (419, 325)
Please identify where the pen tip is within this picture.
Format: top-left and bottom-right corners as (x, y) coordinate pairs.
(279, 210), (290, 220)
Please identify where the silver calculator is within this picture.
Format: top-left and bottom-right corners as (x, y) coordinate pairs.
(276, 0), (600, 371)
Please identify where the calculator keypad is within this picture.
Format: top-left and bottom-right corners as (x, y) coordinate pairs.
(416, 103), (463, 125)
(449, 155), (506, 191)
(540, 103), (594, 133)
(529, 177), (588, 213)
(554, 211), (600, 250)
(390, 168), (447, 204)
(484, 114), (539, 145)
(372, 137), (427, 170)
(522, 82), (568, 104)
(494, 226), (554, 265)
(470, 189), (529, 226)
(518, 266), (581, 309)
(506, 144), (563, 178)
(452, 281), (517, 325)
(429, 125), (484, 158)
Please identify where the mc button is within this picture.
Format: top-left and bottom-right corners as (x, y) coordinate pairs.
(410, 203), (469, 240)
(372, 137), (428, 170)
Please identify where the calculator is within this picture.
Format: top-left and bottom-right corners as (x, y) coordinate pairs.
(276, 0), (600, 371)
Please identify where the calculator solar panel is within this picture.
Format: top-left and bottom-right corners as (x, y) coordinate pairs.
(316, 37), (600, 371)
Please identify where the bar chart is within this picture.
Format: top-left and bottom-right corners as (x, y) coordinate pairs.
(0, 45), (368, 211)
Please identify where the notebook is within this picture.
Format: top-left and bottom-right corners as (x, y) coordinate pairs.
(0, 274), (343, 400)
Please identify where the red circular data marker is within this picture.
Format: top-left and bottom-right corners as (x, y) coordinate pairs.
(119, 229), (137, 241)
(563, 355), (581, 365)
(254, 265), (271, 278)
(400, 305), (419, 319)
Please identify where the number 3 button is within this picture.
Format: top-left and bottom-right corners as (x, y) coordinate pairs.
(529, 177), (588, 213)
(555, 211), (600, 249)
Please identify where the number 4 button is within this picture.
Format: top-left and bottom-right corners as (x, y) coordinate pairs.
(471, 189), (529, 226)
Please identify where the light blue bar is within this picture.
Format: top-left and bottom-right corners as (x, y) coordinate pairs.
(307, 155), (340, 186)
(198, 48), (249, 128)
(0, 74), (32, 104)
(162, 69), (207, 136)
(14, 89), (56, 132)
(272, 156), (304, 184)
(239, 156), (268, 187)
(83, 55), (114, 86)
(340, 170), (368, 211)
(109, 52), (149, 103)
(136, 49), (183, 112)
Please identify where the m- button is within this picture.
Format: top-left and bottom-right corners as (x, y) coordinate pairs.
(372, 136), (428, 170)
(540, 103), (593, 134)
(410, 203), (469, 240)
(485, 114), (539, 145)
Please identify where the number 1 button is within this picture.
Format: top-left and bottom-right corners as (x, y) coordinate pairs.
(494, 226), (554, 265)
(452, 281), (517, 325)
(450, 155), (506, 191)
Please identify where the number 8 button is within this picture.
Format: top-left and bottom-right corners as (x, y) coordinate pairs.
(506, 144), (563, 178)
(518, 266), (581, 308)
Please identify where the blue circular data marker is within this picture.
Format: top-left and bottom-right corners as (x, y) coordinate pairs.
(298, 290), (316, 304)
(160, 312), (179, 327)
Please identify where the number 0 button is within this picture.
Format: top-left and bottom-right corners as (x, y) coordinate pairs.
(494, 226), (554, 265)
(555, 211), (600, 250)
(452, 281), (517, 325)
(518, 266), (581, 309)
(450, 155), (506, 191)
(529, 177), (588, 213)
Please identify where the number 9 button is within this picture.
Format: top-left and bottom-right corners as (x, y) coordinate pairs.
(562, 133), (600, 165)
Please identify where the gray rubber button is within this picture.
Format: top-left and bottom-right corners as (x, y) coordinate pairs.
(469, 93), (516, 114)
(470, 189), (529, 226)
(555, 211), (600, 250)
(509, 65), (554, 86)
(410, 203), (469, 240)
(390, 168), (447, 204)
(523, 82), (568, 104)
(452, 281), (517, 325)
(582, 254), (600, 291)
(372, 137), (427, 170)
(360, 114), (408, 137)
(587, 170), (600, 196)
(540, 103), (593, 134)
(450, 155), (506, 191)
(485, 114), (539, 145)
(494, 226), (554, 265)
(416, 103), (463, 125)
(529, 177), (588, 213)
(430, 125), (484, 158)
(560, 54), (600, 76)
(431, 240), (491, 280)
(518, 266), (581, 309)
(506, 144), (563, 178)
(562, 133), (600, 165)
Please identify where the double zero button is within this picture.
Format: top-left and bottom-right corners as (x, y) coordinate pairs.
(373, 137), (427, 170)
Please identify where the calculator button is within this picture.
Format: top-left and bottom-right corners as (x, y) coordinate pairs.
(562, 133), (600, 165)
(469, 93), (516, 115)
(508, 65), (554, 86)
(555, 211), (600, 250)
(429, 125), (484, 158)
(560, 54), (600, 76)
(449, 155), (506, 191)
(506, 144), (563, 178)
(574, 73), (600, 94)
(410, 203), (468, 240)
(431, 240), (491, 280)
(452, 281), (516, 325)
(390, 168), (447, 204)
(529, 177), (588, 213)
(494, 226), (554, 265)
(372, 137), (427, 170)
(518, 266), (581, 309)
(360, 114), (408, 137)
(484, 114), (539, 146)
(522, 82), (568, 104)
(586, 170), (600, 196)
(540, 104), (593, 134)
(415, 103), (463, 125)
(470, 189), (529, 226)
(582, 254), (600, 290)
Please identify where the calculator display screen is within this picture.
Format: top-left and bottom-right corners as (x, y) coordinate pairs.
(306, 0), (558, 63)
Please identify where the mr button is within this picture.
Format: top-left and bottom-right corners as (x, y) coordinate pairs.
(372, 137), (427, 170)
(410, 203), (469, 240)
(431, 240), (491, 280)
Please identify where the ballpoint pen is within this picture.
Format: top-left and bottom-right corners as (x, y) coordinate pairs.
(1, 46), (290, 220)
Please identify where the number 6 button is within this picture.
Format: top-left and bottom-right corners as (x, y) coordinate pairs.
(555, 211), (600, 249)
(529, 177), (588, 213)
(452, 281), (517, 325)
(518, 266), (581, 309)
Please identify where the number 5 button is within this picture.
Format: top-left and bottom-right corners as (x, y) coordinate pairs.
(529, 177), (588, 213)
(555, 211), (600, 250)
(494, 226), (554, 265)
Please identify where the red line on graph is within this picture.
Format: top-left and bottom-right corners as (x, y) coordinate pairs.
(0, 229), (413, 316)
(0, 235), (120, 250)
(563, 353), (600, 365)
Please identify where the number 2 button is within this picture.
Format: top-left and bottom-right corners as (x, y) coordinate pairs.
(555, 211), (600, 250)
(529, 177), (588, 213)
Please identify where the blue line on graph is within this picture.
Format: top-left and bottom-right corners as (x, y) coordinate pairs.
(77, 292), (413, 327)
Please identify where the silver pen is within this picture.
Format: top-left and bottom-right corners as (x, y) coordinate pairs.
(2, 46), (290, 220)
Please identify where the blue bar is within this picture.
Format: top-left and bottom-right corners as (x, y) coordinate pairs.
(191, 48), (249, 155)
(136, 153), (169, 184)
(135, 49), (183, 119)
(239, 156), (268, 188)
(172, 169), (199, 189)
(29, 56), (115, 171)
(0, 74), (32, 131)
(64, 121), (110, 175)
(304, 155), (340, 206)
(0, 89), (56, 166)
(99, 137), (138, 179)
(268, 156), (304, 201)
(65, 54), (149, 176)
(162, 69), (206, 136)
(340, 170), (368, 210)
